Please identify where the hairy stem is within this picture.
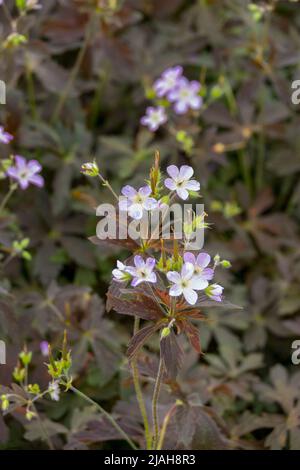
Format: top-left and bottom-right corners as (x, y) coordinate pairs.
(131, 317), (152, 449)
(152, 356), (164, 450)
(68, 384), (137, 450)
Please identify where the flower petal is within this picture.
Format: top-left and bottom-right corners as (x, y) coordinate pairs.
(164, 178), (177, 191)
(185, 180), (200, 191)
(176, 187), (189, 200)
(139, 185), (151, 197)
(179, 165), (194, 180)
(121, 185), (137, 198)
(167, 271), (181, 283)
(183, 288), (197, 305)
(134, 255), (145, 269)
(146, 257), (156, 270)
(181, 262), (194, 280)
(169, 284), (183, 297)
(183, 252), (196, 265)
(166, 165), (179, 179)
(128, 203), (144, 220)
(196, 252), (211, 268)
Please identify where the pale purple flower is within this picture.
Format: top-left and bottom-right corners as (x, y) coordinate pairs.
(112, 260), (131, 282)
(119, 184), (157, 220)
(0, 126), (13, 144)
(168, 77), (202, 114)
(205, 284), (223, 302)
(6, 155), (44, 190)
(153, 66), (183, 97)
(167, 262), (201, 305)
(48, 381), (60, 401)
(126, 255), (157, 287)
(40, 341), (49, 357)
(183, 252), (214, 286)
(141, 106), (167, 132)
(164, 165), (200, 200)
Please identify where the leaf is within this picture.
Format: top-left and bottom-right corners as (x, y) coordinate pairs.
(160, 330), (183, 379)
(127, 324), (161, 359)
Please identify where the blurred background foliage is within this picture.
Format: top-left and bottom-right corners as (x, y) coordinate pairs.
(0, 0), (300, 450)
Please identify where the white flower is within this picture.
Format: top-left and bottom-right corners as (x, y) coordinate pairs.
(153, 66), (183, 97)
(164, 165), (200, 200)
(126, 255), (157, 287)
(112, 260), (130, 282)
(48, 381), (60, 401)
(167, 262), (206, 305)
(168, 77), (202, 114)
(140, 106), (167, 132)
(205, 284), (223, 302)
(119, 184), (158, 220)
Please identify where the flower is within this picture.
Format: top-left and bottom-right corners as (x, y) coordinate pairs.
(205, 284), (223, 302)
(48, 381), (60, 401)
(81, 161), (99, 177)
(126, 255), (157, 287)
(164, 165), (200, 200)
(168, 78), (202, 114)
(40, 341), (49, 357)
(0, 126), (13, 144)
(167, 262), (201, 305)
(119, 184), (157, 220)
(112, 260), (131, 282)
(183, 252), (214, 284)
(153, 66), (183, 97)
(6, 155), (44, 190)
(141, 106), (167, 132)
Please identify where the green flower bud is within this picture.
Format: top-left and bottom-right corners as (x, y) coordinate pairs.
(81, 161), (99, 177)
(19, 350), (32, 366)
(161, 327), (171, 339)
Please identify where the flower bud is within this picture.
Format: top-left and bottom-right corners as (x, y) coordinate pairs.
(81, 161), (99, 177)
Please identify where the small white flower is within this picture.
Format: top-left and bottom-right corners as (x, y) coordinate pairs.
(140, 106), (167, 132)
(153, 66), (183, 97)
(112, 260), (131, 282)
(48, 381), (60, 401)
(126, 256), (157, 287)
(164, 165), (200, 200)
(167, 262), (205, 305)
(205, 284), (223, 302)
(119, 184), (158, 220)
(168, 77), (202, 114)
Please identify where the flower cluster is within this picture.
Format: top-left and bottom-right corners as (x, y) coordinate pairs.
(118, 163), (200, 221)
(113, 251), (223, 305)
(141, 66), (202, 132)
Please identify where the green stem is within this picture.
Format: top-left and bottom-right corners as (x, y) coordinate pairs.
(131, 317), (152, 450)
(0, 185), (16, 213)
(157, 401), (180, 450)
(152, 356), (164, 450)
(68, 384), (137, 450)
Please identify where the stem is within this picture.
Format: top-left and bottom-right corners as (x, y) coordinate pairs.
(98, 173), (119, 201)
(131, 317), (152, 450)
(68, 384), (137, 450)
(157, 401), (180, 450)
(152, 356), (164, 450)
(0, 185), (16, 213)
(51, 15), (96, 122)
